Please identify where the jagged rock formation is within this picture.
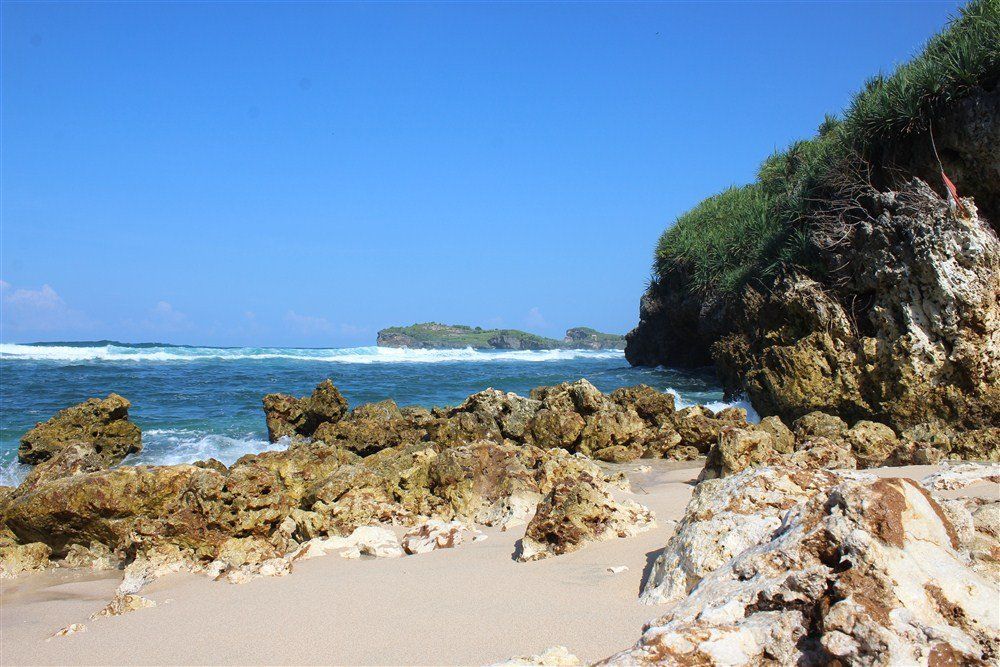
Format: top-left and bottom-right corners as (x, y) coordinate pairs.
(0, 381), (663, 585)
(262, 379), (349, 442)
(630, 180), (1000, 438)
(610, 465), (999, 665)
(17, 393), (141, 465)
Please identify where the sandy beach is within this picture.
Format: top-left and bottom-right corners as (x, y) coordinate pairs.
(2, 460), (994, 666)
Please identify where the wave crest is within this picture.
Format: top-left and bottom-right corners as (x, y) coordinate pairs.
(0, 343), (625, 364)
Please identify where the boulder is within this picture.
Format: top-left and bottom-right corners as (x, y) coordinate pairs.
(792, 410), (849, 441)
(699, 426), (780, 481)
(922, 463), (1000, 491)
(18, 394), (141, 465)
(16, 442), (109, 493)
(262, 379), (348, 442)
(518, 473), (654, 562)
(577, 405), (647, 458)
(615, 467), (999, 665)
(641, 466), (836, 605)
(401, 519), (474, 555)
(0, 542), (52, 578)
(530, 379), (604, 415)
(640, 427), (683, 459)
(609, 385), (675, 426)
(789, 436), (857, 470)
(951, 428), (1000, 462)
(495, 646), (582, 666)
(527, 409), (585, 451)
(3, 464), (228, 557)
(757, 415), (794, 454)
(844, 420), (899, 468)
(313, 399), (425, 455)
(670, 406), (738, 454)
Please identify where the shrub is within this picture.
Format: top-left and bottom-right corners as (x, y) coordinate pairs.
(652, 0), (998, 297)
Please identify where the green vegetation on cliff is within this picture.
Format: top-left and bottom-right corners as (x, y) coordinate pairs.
(377, 323), (625, 350)
(654, 0), (999, 296)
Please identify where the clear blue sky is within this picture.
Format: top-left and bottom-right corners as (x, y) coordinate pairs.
(1, 1), (962, 347)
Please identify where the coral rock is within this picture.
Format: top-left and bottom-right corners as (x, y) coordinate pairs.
(18, 393), (140, 465)
(613, 468), (998, 665)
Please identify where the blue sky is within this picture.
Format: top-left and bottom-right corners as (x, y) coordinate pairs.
(1, 1), (962, 347)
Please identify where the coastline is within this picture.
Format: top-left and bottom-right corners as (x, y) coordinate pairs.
(3, 460), (994, 665)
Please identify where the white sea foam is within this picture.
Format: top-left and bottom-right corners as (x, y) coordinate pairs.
(0, 343), (624, 364)
(0, 430), (286, 485)
(129, 429), (286, 467)
(667, 388), (761, 424)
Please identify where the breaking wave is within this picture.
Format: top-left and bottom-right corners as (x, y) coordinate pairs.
(0, 343), (624, 364)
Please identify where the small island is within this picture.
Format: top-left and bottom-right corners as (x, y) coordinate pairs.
(376, 323), (625, 350)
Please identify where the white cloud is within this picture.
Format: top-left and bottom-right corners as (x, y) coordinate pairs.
(0, 281), (94, 334)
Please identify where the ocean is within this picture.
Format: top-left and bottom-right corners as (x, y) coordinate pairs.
(0, 342), (753, 485)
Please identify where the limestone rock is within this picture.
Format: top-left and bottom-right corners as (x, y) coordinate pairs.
(792, 410), (849, 441)
(844, 420), (898, 468)
(641, 466), (836, 605)
(789, 436), (857, 470)
(62, 541), (118, 570)
(922, 463), (1000, 490)
(4, 464), (227, 557)
(16, 442), (109, 493)
(614, 468), (999, 665)
(518, 474), (654, 562)
(0, 542), (52, 578)
(951, 427), (1000, 462)
(757, 415), (794, 454)
(352, 525), (404, 558)
(670, 406), (745, 454)
(609, 385), (675, 425)
(495, 646), (582, 666)
(262, 379), (348, 442)
(528, 409), (584, 451)
(18, 393), (140, 465)
(47, 624), (86, 641)
(90, 593), (156, 619)
(699, 426), (780, 481)
(401, 519), (473, 554)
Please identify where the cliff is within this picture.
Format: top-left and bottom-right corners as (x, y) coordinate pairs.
(627, 1), (1000, 435)
(377, 323), (625, 350)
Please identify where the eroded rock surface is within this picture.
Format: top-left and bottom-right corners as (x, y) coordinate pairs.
(18, 394), (140, 465)
(2, 381), (655, 586)
(629, 179), (1000, 441)
(262, 380), (348, 442)
(615, 466), (999, 665)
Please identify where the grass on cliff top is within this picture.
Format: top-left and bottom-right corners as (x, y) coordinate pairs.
(381, 323), (559, 348)
(654, 0), (999, 296)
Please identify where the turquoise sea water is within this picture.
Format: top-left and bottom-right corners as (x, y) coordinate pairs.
(0, 342), (750, 484)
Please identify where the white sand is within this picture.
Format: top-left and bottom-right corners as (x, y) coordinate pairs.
(1, 461), (995, 666)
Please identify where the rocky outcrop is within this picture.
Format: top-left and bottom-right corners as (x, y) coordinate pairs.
(697, 409), (995, 479)
(401, 519), (478, 555)
(2, 381), (656, 581)
(613, 465), (999, 665)
(517, 473), (655, 562)
(18, 393), (141, 465)
(262, 380), (348, 442)
(629, 179), (1000, 441)
(0, 542), (52, 578)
